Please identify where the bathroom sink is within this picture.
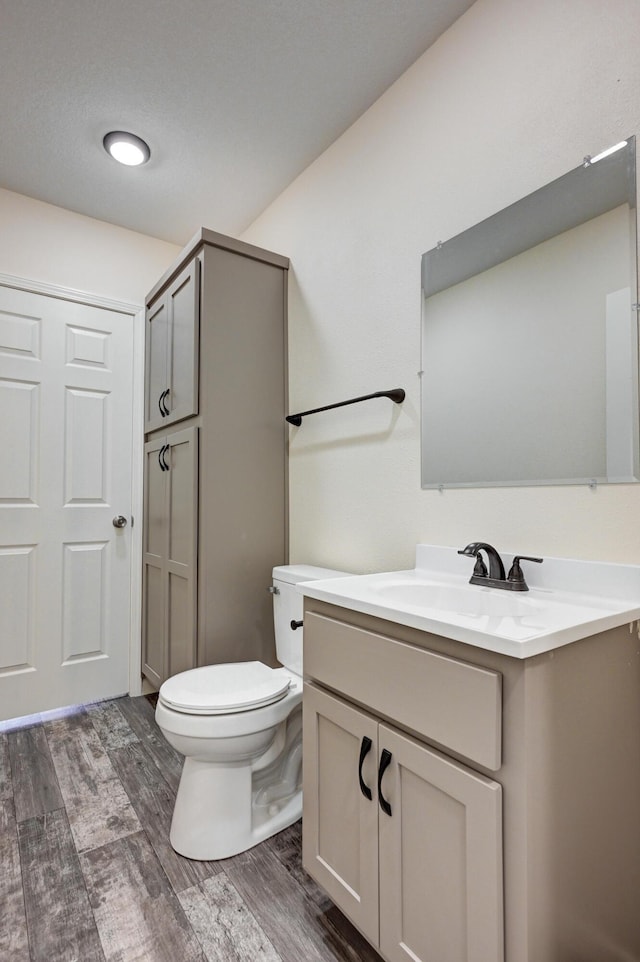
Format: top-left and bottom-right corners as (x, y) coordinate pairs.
(298, 545), (640, 658)
(373, 581), (544, 617)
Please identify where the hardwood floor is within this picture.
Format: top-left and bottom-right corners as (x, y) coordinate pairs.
(0, 695), (383, 962)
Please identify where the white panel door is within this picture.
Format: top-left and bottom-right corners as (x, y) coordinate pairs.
(0, 285), (135, 722)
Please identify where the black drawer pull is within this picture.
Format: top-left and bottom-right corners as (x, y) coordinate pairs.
(162, 388), (171, 415)
(290, 619), (303, 630)
(158, 445), (167, 472)
(358, 736), (373, 800)
(378, 748), (393, 816)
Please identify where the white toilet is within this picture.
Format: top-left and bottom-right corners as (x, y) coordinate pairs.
(155, 564), (347, 860)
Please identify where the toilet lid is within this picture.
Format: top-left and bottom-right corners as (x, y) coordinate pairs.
(158, 661), (291, 715)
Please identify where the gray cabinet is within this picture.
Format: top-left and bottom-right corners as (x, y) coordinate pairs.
(142, 229), (289, 687)
(142, 426), (198, 687)
(303, 677), (503, 962)
(144, 258), (199, 433)
(303, 598), (640, 962)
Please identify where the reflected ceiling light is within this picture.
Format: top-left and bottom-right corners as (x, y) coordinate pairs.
(584, 140), (628, 166)
(103, 130), (150, 166)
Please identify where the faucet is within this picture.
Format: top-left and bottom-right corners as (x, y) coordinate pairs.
(458, 542), (543, 592)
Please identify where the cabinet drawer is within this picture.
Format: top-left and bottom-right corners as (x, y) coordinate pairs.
(304, 611), (501, 771)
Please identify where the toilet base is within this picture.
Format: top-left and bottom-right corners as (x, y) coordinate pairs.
(169, 755), (302, 860)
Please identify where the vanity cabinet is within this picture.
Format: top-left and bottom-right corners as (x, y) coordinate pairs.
(144, 258), (199, 434)
(302, 599), (640, 962)
(142, 229), (289, 686)
(304, 683), (503, 962)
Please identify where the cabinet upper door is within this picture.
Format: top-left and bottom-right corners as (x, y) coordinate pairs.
(144, 258), (200, 433)
(378, 724), (504, 962)
(144, 298), (169, 433)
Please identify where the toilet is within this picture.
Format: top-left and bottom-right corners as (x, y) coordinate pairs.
(155, 564), (347, 860)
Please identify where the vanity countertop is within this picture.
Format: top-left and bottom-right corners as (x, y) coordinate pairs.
(298, 545), (640, 658)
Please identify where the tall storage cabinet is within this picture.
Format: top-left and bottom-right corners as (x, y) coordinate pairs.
(142, 229), (289, 687)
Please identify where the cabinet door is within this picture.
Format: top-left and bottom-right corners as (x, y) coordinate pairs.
(378, 725), (503, 962)
(141, 427), (198, 686)
(302, 684), (380, 945)
(142, 435), (169, 686)
(165, 258), (199, 429)
(144, 258), (199, 433)
(144, 297), (169, 433)
(164, 426), (198, 677)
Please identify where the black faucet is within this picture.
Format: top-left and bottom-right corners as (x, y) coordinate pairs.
(458, 542), (543, 592)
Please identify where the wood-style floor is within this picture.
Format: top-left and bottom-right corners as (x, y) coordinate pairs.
(0, 694), (383, 962)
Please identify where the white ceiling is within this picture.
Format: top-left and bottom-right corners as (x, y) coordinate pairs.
(1, 0), (475, 246)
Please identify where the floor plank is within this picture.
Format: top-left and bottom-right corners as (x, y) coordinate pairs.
(80, 830), (207, 962)
(87, 697), (140, 751)
(179, 872), (283, 962)
(45, 710), (141, 853)
(0, 732), (12, 800)
(117, 694), (184, 792)
(0, 799), (30, 962)
(18, 808), (106, 962)
(109, 740), (220, 892)
(224, 838), (384, 962)
(8, 724), (64, 820)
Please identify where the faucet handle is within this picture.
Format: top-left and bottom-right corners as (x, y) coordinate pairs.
(507, 555), (543, 590)
(472, 555), (488, 578)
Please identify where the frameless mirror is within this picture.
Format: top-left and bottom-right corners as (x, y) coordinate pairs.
(421, 137), (638, 488)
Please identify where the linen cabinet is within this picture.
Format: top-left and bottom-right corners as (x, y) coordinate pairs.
(142, 229), (289, 687)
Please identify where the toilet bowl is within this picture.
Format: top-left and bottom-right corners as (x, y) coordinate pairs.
(155, 564), (348, 860)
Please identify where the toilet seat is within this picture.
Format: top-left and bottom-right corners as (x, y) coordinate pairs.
(159, 661), (291, 715)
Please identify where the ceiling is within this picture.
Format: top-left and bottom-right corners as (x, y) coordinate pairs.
(0, 0), (475, 246)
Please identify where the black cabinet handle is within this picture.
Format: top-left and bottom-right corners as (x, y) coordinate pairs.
(378, 749), (393, 816)
(158, 446), (167, 472)
(162, 388), (171, 415)
(161, 444), (170, 471)
(290, 619), (303, 630)
(358, 736), (373, 800)
(158, 388), (170, 416)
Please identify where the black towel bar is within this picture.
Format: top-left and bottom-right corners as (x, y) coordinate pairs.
(286, 388), (405, 426)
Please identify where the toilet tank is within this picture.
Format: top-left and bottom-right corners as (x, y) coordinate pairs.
(272, 564), (350, 675)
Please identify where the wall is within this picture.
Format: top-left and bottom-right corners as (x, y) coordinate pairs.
(242, 0), (640, 572)
(0, 188), (179, 305)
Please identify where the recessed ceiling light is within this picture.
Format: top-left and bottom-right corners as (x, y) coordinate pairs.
(103, 131), (150, 166)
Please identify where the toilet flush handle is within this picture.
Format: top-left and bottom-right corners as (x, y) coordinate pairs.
(267, 585), (279, 594)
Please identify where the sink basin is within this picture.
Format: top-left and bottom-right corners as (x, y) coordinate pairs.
(297, 545), (640, 658)
(374, 582), (539, 618)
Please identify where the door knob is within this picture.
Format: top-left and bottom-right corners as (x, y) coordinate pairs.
(112, 515), (128, 528)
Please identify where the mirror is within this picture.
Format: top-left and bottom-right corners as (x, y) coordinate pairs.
(421, 137), (638, 488)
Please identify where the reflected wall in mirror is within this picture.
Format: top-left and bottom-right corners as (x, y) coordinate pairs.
(421, 137), (638, 488)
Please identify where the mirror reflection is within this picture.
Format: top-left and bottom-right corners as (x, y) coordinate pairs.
(421, 137), (638, 488)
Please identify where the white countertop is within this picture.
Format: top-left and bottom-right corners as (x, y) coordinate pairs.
(298, 545), (640, 658)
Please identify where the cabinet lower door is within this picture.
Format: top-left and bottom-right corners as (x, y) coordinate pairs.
(302, 684), (380, 944)
(142, 426), (198, 686)
(378, 725), (504, 962)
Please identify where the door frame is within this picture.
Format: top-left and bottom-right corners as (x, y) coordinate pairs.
(0, 271), (145, 698)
